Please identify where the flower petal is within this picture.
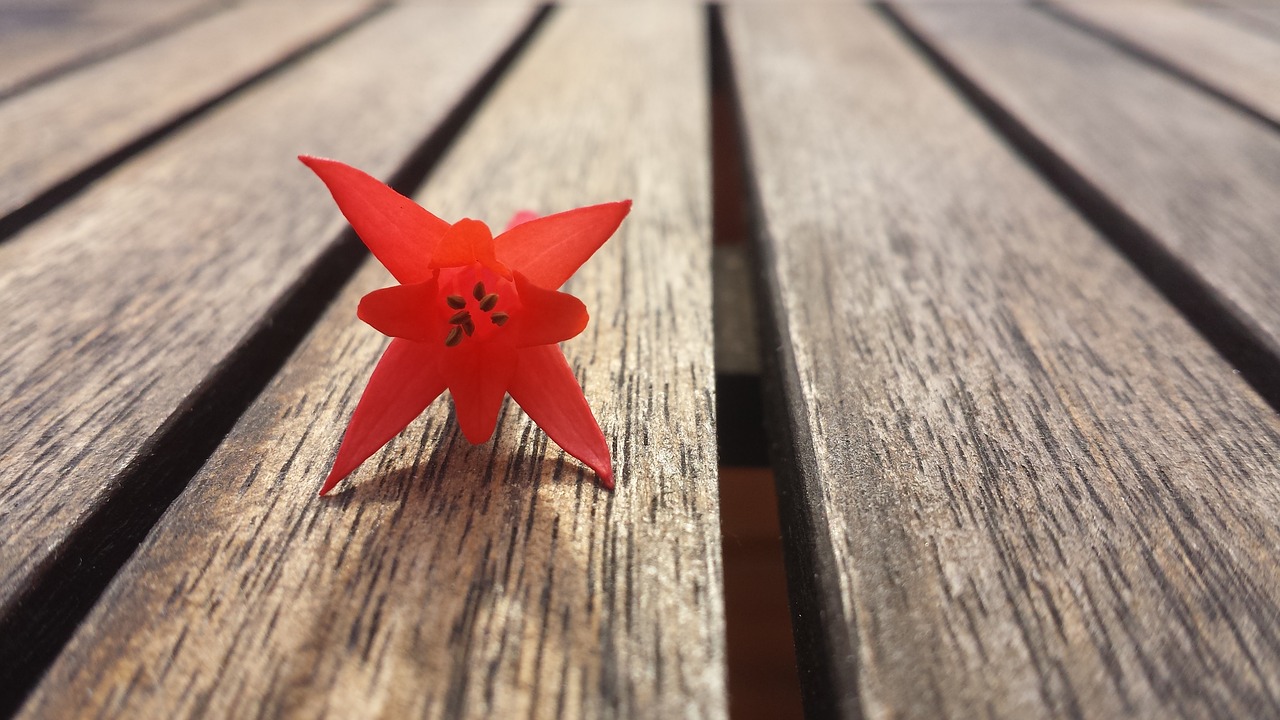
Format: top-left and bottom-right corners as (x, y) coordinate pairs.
(494, 200), (631, 289)
(508, 345), (613, 488)
(357, 280), (439, 342)
(504, 210), (540, 231)
(299, 156), (448, 284)
(442, 345), (517, 444)
(321, 338), (446, 495)
(430, 218), (511, 279)
(510, 273), (588, 347)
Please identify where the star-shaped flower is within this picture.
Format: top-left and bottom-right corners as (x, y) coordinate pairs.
(300, 156), (629, 495)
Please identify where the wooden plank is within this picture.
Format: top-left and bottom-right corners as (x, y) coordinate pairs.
(0, 0), (378, 231)
(725, 3), (1280, 717)
(1048, 0), (1280, 127)
(19, 5), (724, 718)
(893, 3), (1280, 389)
(0, 0), (225, 100)
(1200, 0), (1280, 40)
(0, 0), (533, 652)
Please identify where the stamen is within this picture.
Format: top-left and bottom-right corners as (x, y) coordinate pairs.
(448, 310), (470, 325)
(479, 293), (499, 312)
(445, 326), (463, 347)
(491, 312), (509, 326)
(463, 318), (476, 336)
(472, 282), (486, 301)
(446, 294), (466, 309)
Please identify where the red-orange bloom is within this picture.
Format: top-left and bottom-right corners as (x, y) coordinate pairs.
(301, 156), (628, 495)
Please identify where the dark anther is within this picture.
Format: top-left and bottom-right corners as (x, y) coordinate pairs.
(448, 310), (470, 325)
(473, 282), (486, 301)
(445, 326), (463, 347)
(479, 293), (499, 312)
(463, 319), (476, 336)
(491, 312), (509, 326)
(446, 294), (466, 309)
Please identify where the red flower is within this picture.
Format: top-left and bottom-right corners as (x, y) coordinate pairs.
(300, 156), (629, 495)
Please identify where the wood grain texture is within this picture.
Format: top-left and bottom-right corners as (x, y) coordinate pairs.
(726, 3), (1280, 717)
(1049, 0), (1280, 127)
(0, 0), (225, 100)
(0, 0), (378, 225)
(20, 5), (725, 718)
(0, 1), (533, 625)
(895, 2), (1280, 376)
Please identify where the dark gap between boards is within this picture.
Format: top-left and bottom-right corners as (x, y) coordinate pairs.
(709, 0), (765, 467)
(709, 6), (805, 720)
(0, 8), (552, 717)
(712, 3), (869, 716)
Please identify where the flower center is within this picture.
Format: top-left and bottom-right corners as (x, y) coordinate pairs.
(436, 265), (517, 348)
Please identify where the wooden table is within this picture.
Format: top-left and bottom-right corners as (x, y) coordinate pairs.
(2, 1), (1278, 717)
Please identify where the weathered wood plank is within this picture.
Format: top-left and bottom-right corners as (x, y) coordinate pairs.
(726, 3), (1280, 717)
(20, 5), (724, 718)
(0, 0), (225, 100)
(1048, 0), (1280, 127)
(0, 0), (533, 644)
(0, 0), (378, 230)
(1200, 0), (1280, 40)
(894, 2), (1280, 391)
